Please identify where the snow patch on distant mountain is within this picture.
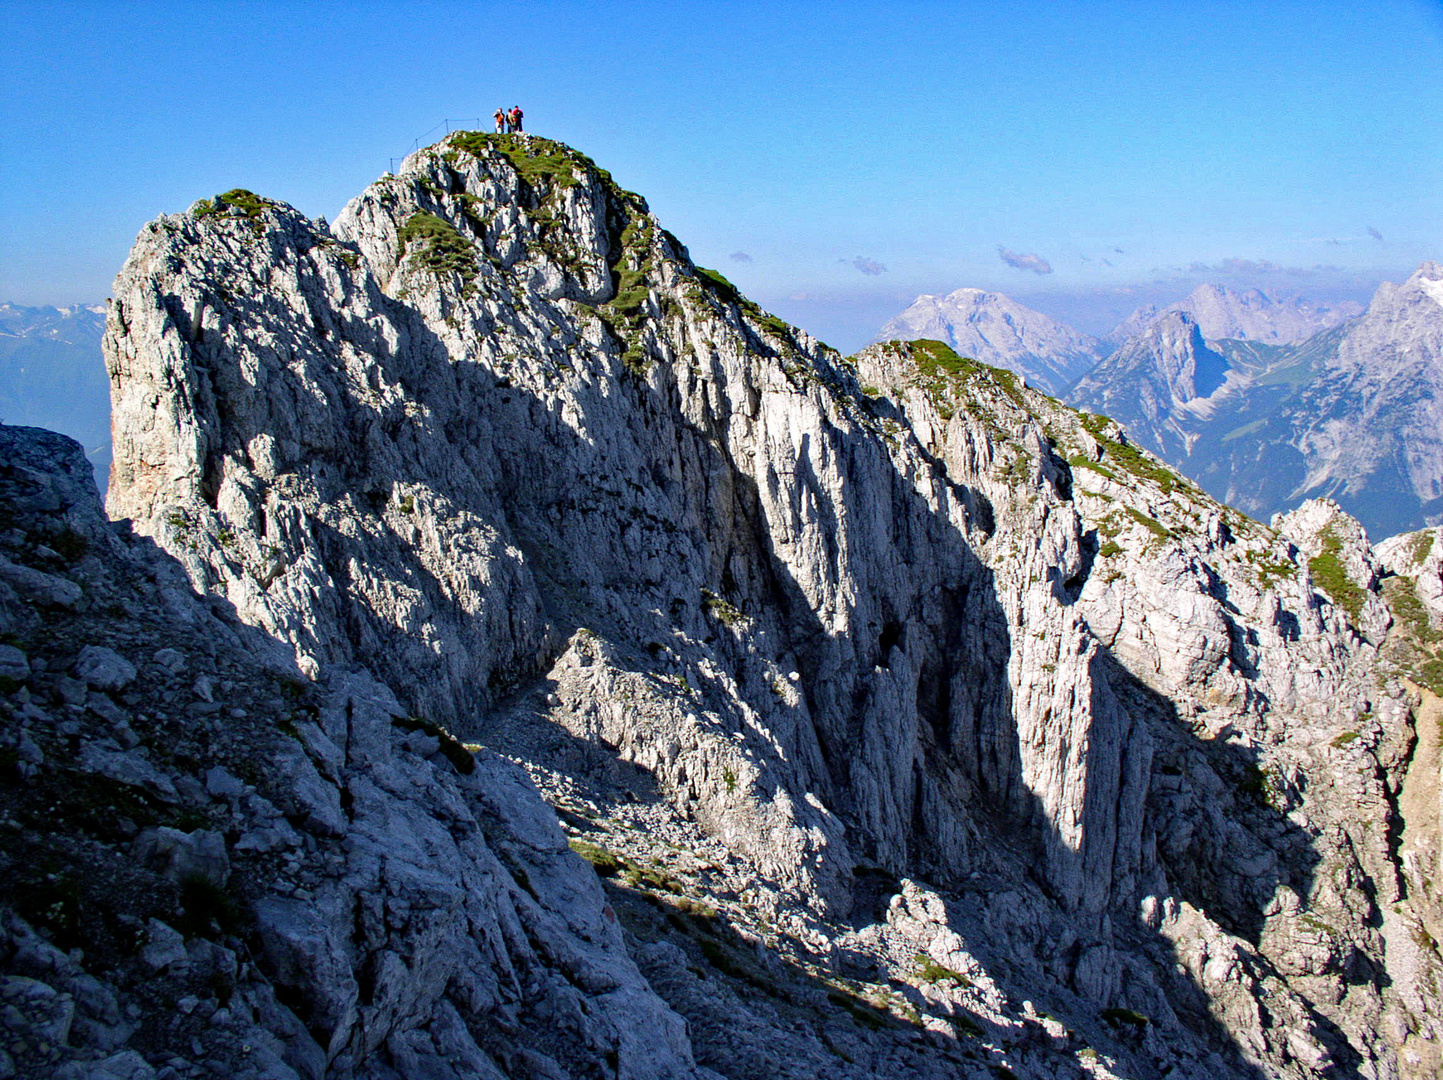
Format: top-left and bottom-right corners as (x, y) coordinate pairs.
(1418, 275), (1443, 309)
(870, 288), (1102, 394)
(0, 302), (111, 486)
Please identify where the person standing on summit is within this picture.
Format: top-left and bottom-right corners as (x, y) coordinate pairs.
(494, 107), (508, 133)
(509, 106), (523, 133)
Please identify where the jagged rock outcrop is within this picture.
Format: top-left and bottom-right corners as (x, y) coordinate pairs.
(37, 132), (1443, 1079)
(870, 287), (1102, 395)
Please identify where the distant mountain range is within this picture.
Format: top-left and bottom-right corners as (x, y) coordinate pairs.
(874, 269), (1443, 538)
(0, 302), (111, 485)
(1104, 283), (1364, 346)
(871, 287), (1102, 395)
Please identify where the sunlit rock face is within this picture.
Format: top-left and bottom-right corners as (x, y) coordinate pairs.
(86, 134), (1443, 1079)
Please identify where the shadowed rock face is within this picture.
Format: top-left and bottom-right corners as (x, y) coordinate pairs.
(90, 134), (1443, 1078)
(0, 424), (696, 1080)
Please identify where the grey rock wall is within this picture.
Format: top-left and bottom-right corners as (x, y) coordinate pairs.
(90, 134), (1443, 1078)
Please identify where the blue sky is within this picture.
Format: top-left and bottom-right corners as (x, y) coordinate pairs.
(1, 0), (1439, 349)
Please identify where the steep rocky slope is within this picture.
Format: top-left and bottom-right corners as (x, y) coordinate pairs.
(15, 132), (1438, 1079)
(0, 424), (696, 1079)
(870, 288), (1102, 395)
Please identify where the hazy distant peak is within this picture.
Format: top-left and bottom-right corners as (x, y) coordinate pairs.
(1107, 284), (1362, 345)
(871, 287), (1102, 394)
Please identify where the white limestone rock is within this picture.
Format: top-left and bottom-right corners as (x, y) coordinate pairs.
(96, 134), (1442, 1079)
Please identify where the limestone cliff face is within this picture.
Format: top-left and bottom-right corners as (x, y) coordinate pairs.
(98, 134), (1442, 1079)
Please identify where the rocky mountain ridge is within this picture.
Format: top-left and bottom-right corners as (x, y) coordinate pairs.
(4, 133), (1441, 1080)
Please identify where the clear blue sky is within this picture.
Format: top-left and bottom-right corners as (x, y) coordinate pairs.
(2, 0), (1439, 348)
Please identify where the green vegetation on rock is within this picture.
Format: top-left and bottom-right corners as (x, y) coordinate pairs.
(1307, 526), (1366, 624)
(193, 188), (277, 235)
(397, 212), (475, 276)
(914, 953), (970, 986)
(1079, 412), (1189, 494)
(448, 132), (583, 188)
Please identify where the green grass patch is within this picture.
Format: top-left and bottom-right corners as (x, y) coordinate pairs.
(1102, 1007), (1149, 1029)
(193, 188), (277, 234)
(448, 132), (583, 189)
(1069, 454), (1120, 482)
(1079, 412), (1186, 493)
(568, 838), (624, 877)
(827, 990), (890, 1030)
(914, 953), (971, 986)
(391, 716), (476, 774)
(1123, 506), (1171, 543)
(397, 212), (475, 276)
(1249, 553), (1298, 589)
(1308, 526), (1366, 625)
(697, 266), (741, 298)
(1409, 530), (1437, 565)
(1386, 575), (1441, 645)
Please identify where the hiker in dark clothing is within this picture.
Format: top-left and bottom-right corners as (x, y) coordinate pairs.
(494, 108), (508, 134)
(509, 106), (523, 133)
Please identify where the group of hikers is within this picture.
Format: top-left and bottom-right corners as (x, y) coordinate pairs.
(493, 106), (524, 133)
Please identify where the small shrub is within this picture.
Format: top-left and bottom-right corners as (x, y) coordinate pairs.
(568, 838), (623, 876)
(45, 527), (89, 562)
(177, 872), (243, 938)
(914, 953), (970, 986)
(701, 589), (746, 627)
(1102, 1006), (1149, 1029)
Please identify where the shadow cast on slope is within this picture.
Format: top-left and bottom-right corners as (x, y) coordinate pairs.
(153, 228), (1364, 1077)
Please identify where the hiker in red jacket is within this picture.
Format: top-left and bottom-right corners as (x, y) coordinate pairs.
(494, 108), (508, 134)
(509, 106), (523, 133)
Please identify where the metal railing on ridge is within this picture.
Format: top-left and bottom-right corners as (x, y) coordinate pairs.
(390, 118), (516, 175)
